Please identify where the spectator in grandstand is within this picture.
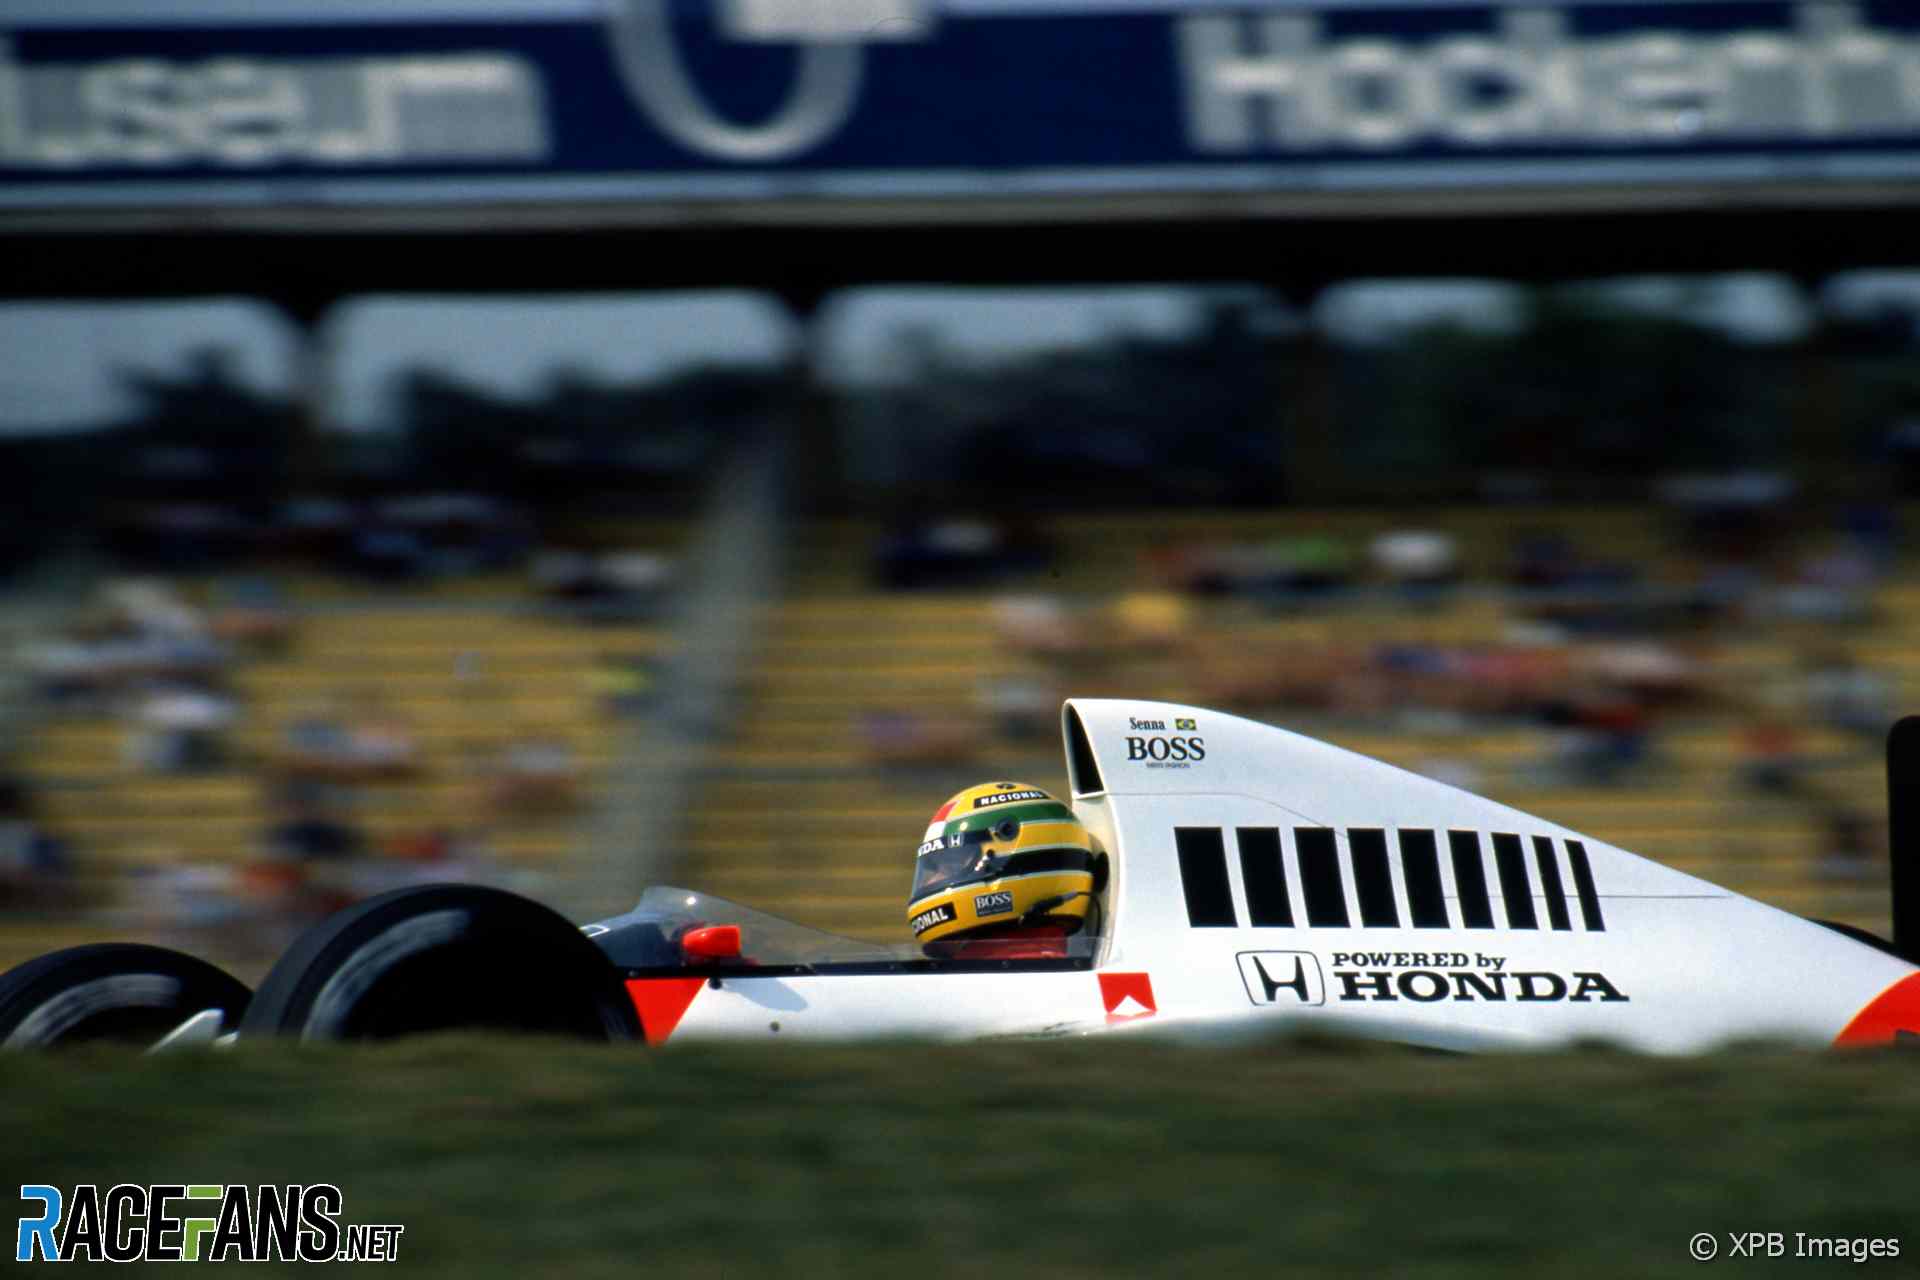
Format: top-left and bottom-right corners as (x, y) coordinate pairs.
(1505, 529), (1640, 594)
(384, 825), (454, 864)
(976, 673), (1058, 742)
(27, 579), (230, 710)
(207, 576), (295, 654)
(348, 693), (419, 777)
(1774, 539), (1878, 625)
(1813, 807), (1884, 883)
(994, 594), (1088, 661)
(860, 709), (983, 769)
(1801, 648), (1891, 746)
(1258, 533), (1355, 600)
(1108, 589), (1193, 654)
(263, 780), (363, 862)
(125, 684), (236, 774)
(486, 728), (580, 815)
(533, 549), (674, 622)
(377, 494), (531, 578)
(1661, 471), (1795, 562)
(1735, 716), (1808, 796)
(26, 639), (113, 710)
(1372, 643), (1463, 727)
(1538, 683), (1652, 787)
(1154, 533), (1359, 604)
(275, 694), (419, 782)
(1508, 530), (1577, 591)
(280, 706), (351, 775)
(1576, 640), (1706, 711)
(1370, 527), (1461, 607)
(588, 652), (658, 716)
(0, 774), (72, 910)
(873, 518), (1049, 590)
(106, 578), (205, 639)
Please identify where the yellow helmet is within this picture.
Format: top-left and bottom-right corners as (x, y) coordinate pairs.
(907, 781), (1096, 945)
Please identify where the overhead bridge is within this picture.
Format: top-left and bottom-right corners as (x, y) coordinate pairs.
(3, 0), (1919, 303)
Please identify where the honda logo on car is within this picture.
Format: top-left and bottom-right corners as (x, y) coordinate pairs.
(1125, 716), (1205, 767)
(1327, 951), (1629, 1003)
(1238, 951), (1326, 1006)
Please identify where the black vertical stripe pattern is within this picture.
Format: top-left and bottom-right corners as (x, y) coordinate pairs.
(1295, 827), (1350, 927)
(1448, 830), (1494, 929)
(1348, 828), (1399, 927)
(1236, 827), (1293, 926)
(1566, 839), (1606, 932)
(1490, 833), (1538, 930)
(1399, 829), (1449, 928)
(1533, 835), (1572, 931)
(1175, 827), (1239, 927)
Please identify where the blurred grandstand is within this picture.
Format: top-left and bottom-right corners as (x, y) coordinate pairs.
(3, 0), (1919, 975)
(2, 278), (1917, 976)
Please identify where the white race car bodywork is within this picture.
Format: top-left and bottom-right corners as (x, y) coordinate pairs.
(624, 699), (1920, 1053)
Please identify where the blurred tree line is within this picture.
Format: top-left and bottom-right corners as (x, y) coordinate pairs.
(852, 284), (1920, 509)
(0, 351), (782, 573)
(2, 282), (1918, 577)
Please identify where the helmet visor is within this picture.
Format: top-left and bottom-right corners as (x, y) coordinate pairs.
(911, 826), (1004, 901)
(910, 819), (1095, 904)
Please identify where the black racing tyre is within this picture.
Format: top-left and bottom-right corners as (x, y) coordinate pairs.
(0, 943), (251, 1049)
(240, 884), (641, 1042)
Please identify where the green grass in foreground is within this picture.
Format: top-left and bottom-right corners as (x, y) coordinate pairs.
(6, 1036), (1920, 1277)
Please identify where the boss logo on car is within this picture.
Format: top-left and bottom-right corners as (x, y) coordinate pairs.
(909, 903), (956, 935)
(974, 890), (1014, 918)
(1125, 736), (1205, 766)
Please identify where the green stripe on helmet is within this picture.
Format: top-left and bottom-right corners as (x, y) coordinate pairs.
(942, 800), (1077, 837)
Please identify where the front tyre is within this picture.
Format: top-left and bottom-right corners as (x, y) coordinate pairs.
(240, 884), (641, 1042)
(0, 944), (251, 1049)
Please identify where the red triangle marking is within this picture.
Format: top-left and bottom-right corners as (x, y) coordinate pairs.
(1835, 970), (1920, 1047)
(626, 977), (706, 1045)
(1099, 972), (1157, 1023)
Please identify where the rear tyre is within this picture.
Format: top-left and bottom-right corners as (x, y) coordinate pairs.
(0, 944), (251, 1049)
(240, 884), (641, 1042)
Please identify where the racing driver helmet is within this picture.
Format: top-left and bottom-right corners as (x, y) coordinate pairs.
(907, 781), (1099, 946)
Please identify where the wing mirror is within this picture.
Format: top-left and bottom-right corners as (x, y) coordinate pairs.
(680, 924), (742, 962)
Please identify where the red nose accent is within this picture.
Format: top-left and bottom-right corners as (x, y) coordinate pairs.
(1835, 971), (1920, 1046)
(681, 925), (742, 961)
(626, 978), (705, 1046)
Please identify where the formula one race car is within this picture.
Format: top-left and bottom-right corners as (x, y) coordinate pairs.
(6, 699), (1920, 1054)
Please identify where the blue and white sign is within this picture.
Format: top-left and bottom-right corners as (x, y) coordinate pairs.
(1, 0), (1916, 206)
